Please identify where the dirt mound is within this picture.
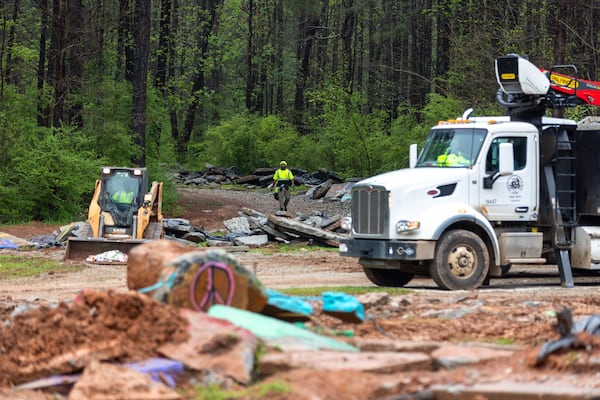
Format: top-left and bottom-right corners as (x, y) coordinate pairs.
(0, 290), (189, 386)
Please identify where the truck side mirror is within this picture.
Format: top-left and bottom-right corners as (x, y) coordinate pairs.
(498, 142), (515, 176)
(484, 142), (514, 189)
(409, 144), (418, 168)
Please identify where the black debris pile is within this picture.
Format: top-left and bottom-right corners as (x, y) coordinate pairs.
(173, 163), (347, 190)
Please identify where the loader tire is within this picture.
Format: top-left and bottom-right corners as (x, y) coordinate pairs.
(430, 229), (489, 290)
(143, 222), (163, 240)
(77, 222), (93, 238)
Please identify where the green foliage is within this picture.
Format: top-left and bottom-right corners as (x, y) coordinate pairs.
(7, 127), (101, 222)
(79, 80), (138, 165)
(0, 86), (101, 223)
(191, 380), (291, 399)
(306, 84), (393, 177)
(384, 93), (467, 171)
(191, 114), (299, 173)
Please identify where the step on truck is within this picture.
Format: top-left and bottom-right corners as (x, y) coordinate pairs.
(339, 54), (600, 290)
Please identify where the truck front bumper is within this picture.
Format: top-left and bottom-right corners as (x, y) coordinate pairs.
(339, 238), (436, 260)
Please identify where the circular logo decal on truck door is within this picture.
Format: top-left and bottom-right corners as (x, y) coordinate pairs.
(507, 175), (523, 194)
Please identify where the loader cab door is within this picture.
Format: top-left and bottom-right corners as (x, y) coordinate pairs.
(102, 171), (143, 226)
(480, 134), (538, 221)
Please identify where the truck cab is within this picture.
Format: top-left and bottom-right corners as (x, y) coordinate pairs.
(339, 110), (586, 290)
(339, 54), (600, 290)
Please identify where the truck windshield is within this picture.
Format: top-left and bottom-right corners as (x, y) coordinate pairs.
(416, 128), (486, 168)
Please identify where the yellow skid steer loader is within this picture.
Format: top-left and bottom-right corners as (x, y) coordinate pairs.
(64, 167), (163, 261)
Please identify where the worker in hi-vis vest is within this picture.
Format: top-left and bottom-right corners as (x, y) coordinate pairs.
(271, 160), (294, 211)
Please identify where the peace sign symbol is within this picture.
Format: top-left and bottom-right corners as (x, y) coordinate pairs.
(189, 261), (235, 311)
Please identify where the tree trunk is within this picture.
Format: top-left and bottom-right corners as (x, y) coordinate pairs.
(274, 0), (284, 112)
(66, 0), (83, 127)
(5, 0), (19, 86)
(132, 0), (151, 167)
(341, 0), (355, 92)
(245, 0), (256, 111)
(49, 0), (66, 127)
(293, 14), (319, 127)
(117, 0), (134, 81)
(181, 0), (222, 154)
(37, 0), (50, 127)
(154, 0), (172, 90)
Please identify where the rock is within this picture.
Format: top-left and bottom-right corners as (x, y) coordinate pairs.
(158, 309), (258, 385)
(127, 240), (196, 291)
(223, 217), (252, 235)
(69, 361), (181, 400)
(233, 234), (268, 247)
(151, 250), (268, 313)
(258, 351), (431, 375)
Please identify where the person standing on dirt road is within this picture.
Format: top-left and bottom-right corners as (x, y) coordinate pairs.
(272, 161), (294, 211)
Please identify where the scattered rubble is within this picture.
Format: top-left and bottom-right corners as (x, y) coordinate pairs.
(5, 188), (600, 398)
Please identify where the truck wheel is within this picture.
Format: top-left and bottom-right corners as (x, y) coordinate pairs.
(430, 229), (489, 290)
(363, 267), (415, 287)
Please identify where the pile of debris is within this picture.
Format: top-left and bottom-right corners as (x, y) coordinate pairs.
(173, 164), (349, 189)
(163, 207), (348, 248)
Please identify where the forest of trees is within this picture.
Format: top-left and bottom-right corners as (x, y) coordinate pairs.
(0, 0), (598, 222)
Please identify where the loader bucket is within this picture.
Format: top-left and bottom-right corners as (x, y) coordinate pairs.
(64, 237), (147, 261)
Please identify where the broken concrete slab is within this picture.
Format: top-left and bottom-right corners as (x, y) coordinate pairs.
(158, 309), (257, 385)
(223, 217), (252, 235)
(267, 214), (348, 247)
(68, 361), (181, 400)
(431, 381), (600, 400)
(258, 350), (431, 375)
(233, 234), (268, 247)
(206, 239), (235, 247)
(431, 344), (515, 369)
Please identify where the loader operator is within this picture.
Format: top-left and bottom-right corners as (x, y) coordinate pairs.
(272, 161), (294, 211)
(112, 184), (135, 204)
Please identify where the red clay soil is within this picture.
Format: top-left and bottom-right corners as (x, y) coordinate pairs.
(0, 289), (189, 387)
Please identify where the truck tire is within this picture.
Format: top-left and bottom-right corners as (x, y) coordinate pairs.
(362, 267), (415, 287)
(430, 229), (489, 290)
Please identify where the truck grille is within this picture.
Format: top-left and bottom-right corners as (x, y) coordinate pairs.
(351, 186), (388, 235)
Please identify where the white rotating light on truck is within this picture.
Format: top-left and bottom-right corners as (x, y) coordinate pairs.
(396, 220), (420, 232)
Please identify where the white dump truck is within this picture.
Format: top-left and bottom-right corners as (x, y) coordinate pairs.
(339, 54), (600, 290)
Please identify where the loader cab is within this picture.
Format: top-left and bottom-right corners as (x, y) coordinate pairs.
(98, 167), (148, 236)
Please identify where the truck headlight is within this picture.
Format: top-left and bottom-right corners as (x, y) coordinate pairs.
(339, 243), (348, 252)
(340, 216), (352, 231)
(396, 220), (420, 232)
